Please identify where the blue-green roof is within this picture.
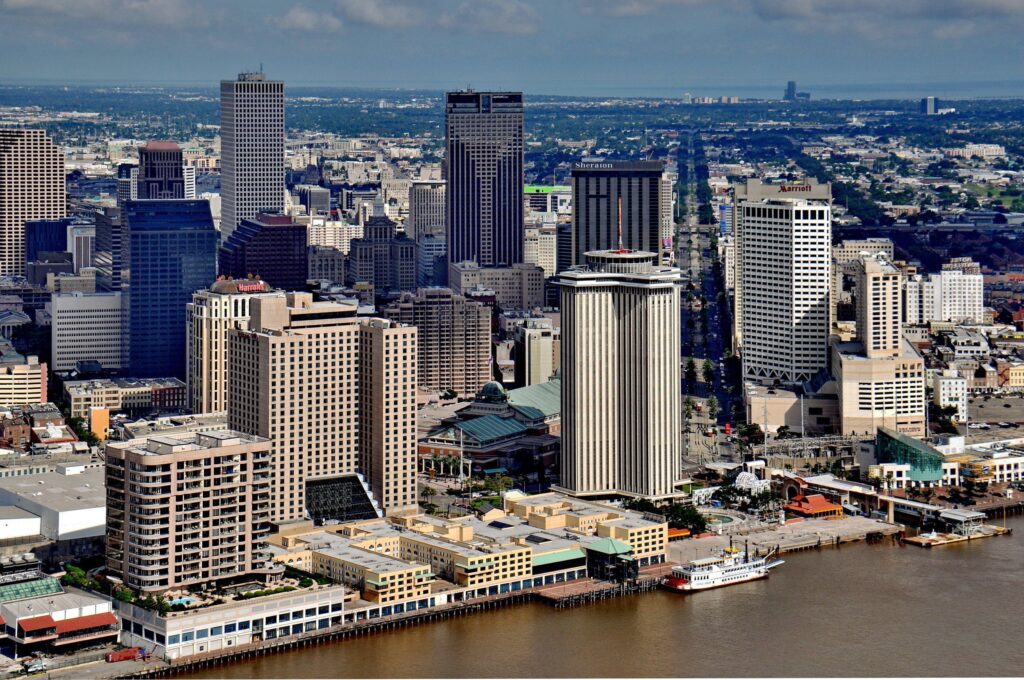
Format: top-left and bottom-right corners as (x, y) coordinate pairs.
(0, 577), (63, 603)
(584, 538), (632, 556)
(532, 548), (586, 567)
(507, 378), (561, 421)
(429, 415), (528, 446)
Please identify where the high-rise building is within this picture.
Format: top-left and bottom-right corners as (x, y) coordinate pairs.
(920, 96), (939, 115)
(67, 222), (95, 273)
(306, 217), (362, 253)
(24, 217), (72, 264)
(186, 278), (283, 414)
(0, 129), (66, 276)
(523, 222), (557, 278)
(93, 207), (123, 291)
(228, 293), (417, 521)
(569, 161), (665, 267)
(416, 234), (446, 287)
(904, 259), (984, 325)
(445, 91), (524, 269)
(183, 165), (196, 200)
(116, 163), (138, 210)
(308, 245), (346, 283)
(296, 185), (330, 216)
(220, 72), (285, 239)
(512, 317), (560, 387)
(0, 351), (46, 405)
(448, 261), (545, 311)
(853, 255), (902, 359)
(123, 200), (218, 378)
(138, 141), (185, 199)
(557, 250), (682, 499)
(407, 180), (445, 240)
(105, 430), (279, 594)
(785, 80), (797, 101)
(831, 238), (894, 325)
(731, 178), (832, 353)
(383, 288), (491, 396)
(740, 196), (832, 385)
(346, 196), (416, 294)
(219, 213), (308, 291)
(49, 291), (123, 372)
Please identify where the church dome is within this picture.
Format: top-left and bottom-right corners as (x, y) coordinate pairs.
(477, 381), (508, 403)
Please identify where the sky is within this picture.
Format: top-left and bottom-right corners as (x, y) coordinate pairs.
(1, 0), (1023, 97)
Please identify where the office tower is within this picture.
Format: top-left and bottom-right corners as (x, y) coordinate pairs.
(123, 200), (218, 378)
(383, 288), (491, 396)
(523, 221), (557, 278)
(570, 161), (665, 267)
(68, 222), (95, 273)
(513, 317), (559, 387)
(346, 195), (416, 294)
(557, 250), (681, 499)
(49, 292), (123, 372)
(407, 180), (445, 239)
(116, 163), (138, 210)
(416, 234), (446, 287)
(785, 80), (797, 101)
(0, 129), (66, 276)
(105, 430), (277, 594)
(186, 278), (282, 414)
(904, 258), (984, 325)
(296, 185), (330, 216)
(24, 217), (73, 264)
(555, 222), (573, 274)
(660, 172), (675, 245)
(731, 178), (831, 352)
(138, 141), (185, 199)
(445, 91), (524, 268)
(228, 293), (417, 520)
(219, 213), (308, 291)
(93, 207), (123, 291)
(0, 352), (46, 405)
(307, 217), (362, 253)
(740, 197), (831, 385)
(183, 165), (196, 199)
(832, 238), (894, 322)
(920, 96), (938, 115)
(308, 245), (346, 283)
(448, 261), (545, 311)
(853, 255), (902, 359)
(220, 72), (285, 239)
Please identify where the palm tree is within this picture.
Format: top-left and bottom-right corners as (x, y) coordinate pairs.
(702, 359), (715, 385)
(706, 395), (720, 422)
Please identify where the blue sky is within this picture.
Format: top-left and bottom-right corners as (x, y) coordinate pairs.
(1, 0), (1023, 96)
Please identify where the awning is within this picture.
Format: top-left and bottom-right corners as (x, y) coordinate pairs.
(19, 615), (56, 633)
(55, 612), (117, 635)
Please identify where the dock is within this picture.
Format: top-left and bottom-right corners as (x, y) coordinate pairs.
(903, 524), (1012, 548)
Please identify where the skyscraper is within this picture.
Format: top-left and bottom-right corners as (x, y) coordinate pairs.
(116, 162), (138, 210)
(123, 200), (218, 378)
(383, 288), (491, 396)
(920, 96), (939, 115)
(739, 197), (832, 385)
(407, 180), (445, 240)
(557, 250), (682, 499)
(853, 255), (902, 359)
(228, 293), (417, 520)
(445, 91), (523, 269)
(218, 213), (308, 291)
(785, 80), (797, 101)
(345, 195), (416, 294)
(0, 129), (66, 276)
(570, 160), (665, 267)
(731, 178), (832, 352)
(186, 278), (283, 414)
(220, 72), (285, 239)
(138, 141), (185, 199)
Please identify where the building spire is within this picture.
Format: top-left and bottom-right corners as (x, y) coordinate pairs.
(617, 196), (625, 252)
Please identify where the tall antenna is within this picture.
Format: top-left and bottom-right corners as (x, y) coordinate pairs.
(617, 196), (624, 252)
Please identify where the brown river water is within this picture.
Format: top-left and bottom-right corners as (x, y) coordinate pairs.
(189, 516), (1024, 678)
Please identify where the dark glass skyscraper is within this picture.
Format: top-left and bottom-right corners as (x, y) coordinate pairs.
(24, 217), (72, 263)
(219, 213), (308, 291)
(445, 91), (524, 270)
(138, 141), (185, 199)
(123, 200), (217, 378)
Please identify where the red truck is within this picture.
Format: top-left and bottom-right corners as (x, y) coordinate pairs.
(106, 648), (144, 663)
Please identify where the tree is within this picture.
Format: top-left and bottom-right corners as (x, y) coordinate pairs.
(685, 358), (697, 387)
(420, 485), (437, 505)
(706, 395), (720, 422)
(665, 504), (708, 534)
(702, 358), (715, 385)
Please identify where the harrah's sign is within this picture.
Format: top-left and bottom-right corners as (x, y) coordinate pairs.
(777, 185), (812, 193)
(236, 282), (267, 292)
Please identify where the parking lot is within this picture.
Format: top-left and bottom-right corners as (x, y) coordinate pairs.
(966, 394), (1024, 444)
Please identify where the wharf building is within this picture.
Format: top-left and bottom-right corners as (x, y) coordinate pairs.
(739, 196), (832, 385)
(0, 129), (66, 276)
(105, 430), (281, 594)
(227, 293), (417, 521)
(220, 72), (285, 239)
(186, 278), (284, 414)
(731, 178), (831, 353)
(122, 200), (218, 379)
(557, 250), (682, 499)
(218, 213), (309, 292)
(382, 288), (491, 397)
(569, 161), (667, 267)
(445, 91), (524, 269)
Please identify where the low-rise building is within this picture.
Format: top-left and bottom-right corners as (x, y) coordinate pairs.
(933, 370), (968, 422)
(64, 377), (187, 422)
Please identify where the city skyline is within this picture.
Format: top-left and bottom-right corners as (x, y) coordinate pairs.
(1, 1), (1023, 97)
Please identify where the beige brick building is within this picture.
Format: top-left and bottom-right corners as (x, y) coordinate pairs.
(448, 261), (544, 311)
(227, 293), (417, 521)
(0, 130), (66, 276)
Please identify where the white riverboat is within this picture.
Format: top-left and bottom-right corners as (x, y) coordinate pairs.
(663, 543), (783, 592)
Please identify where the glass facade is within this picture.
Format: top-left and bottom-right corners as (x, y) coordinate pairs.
(123, 200), (217, 378)
(875, 427), (944, 483)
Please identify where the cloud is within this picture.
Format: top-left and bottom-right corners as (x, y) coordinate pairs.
(334, 0), (424, 28)
(0, 0), (210, 28)
(271, 5), (343, 33)
(439, 0), (539, 35)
